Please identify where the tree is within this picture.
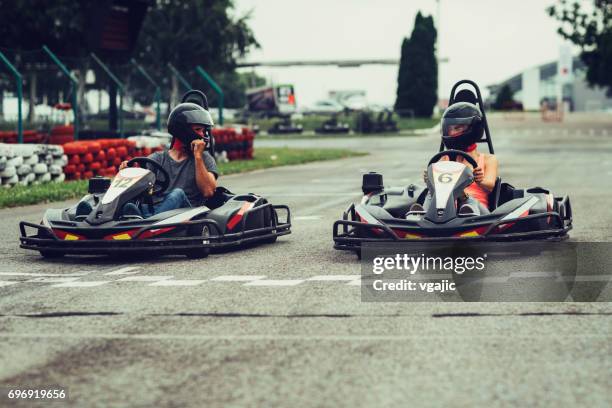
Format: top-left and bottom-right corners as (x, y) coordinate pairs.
(548, 0), (612, 95)
(0, 0), (97, 122)
(395, 12), (438, 118)
(132, 0), (259, 109)
(0, 0), (259, 126)
(494, 84), (515, 110)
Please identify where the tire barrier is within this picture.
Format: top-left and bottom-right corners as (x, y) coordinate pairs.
(0, 130), (46, 144)
(62, 139), (166, 181)
(212, 127), (255, 160)
(0, 143), (66, 187)
(0, 126), (255, 185)
(49, 125), (75, 145)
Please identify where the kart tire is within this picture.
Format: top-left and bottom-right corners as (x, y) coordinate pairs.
(39, 250), (65, 259)
(185, 225), (210, 258)
(264, 235), (278, 244)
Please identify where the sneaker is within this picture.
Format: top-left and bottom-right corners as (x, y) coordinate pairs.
(75, 201), (93, 219)
(458, 203), (478, 216)
(405, 203), (426, 218)
(121, 203), (143, 219)
(409, 203), (425, 212)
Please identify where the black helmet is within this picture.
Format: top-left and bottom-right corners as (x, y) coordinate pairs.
(167, 102), (214, 148)
(441, 102), (483, 151)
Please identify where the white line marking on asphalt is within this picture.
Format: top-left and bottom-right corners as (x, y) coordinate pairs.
(149, 280), (206, 286)
(346, 279), (362, 286)
(115, 276), (174, 282)
(104, 267), (141, 276)
(266, 193), (356, 197)
(211, 275), (266, 282)
(26, 277), (81, 283)
(52, 281), (111, 288)
(2, 333), (609, 341)
(308, 275), (361, 281)
(294, 215), (322, 221)
(244, 279), (305, 287)
(0, 281), (19, 287)
(0, 272), (90, 277)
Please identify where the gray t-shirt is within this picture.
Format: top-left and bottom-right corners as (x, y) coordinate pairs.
(148, 150), (218, 207)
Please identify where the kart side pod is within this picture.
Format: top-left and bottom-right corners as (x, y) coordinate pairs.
(362, 172), (383, 195)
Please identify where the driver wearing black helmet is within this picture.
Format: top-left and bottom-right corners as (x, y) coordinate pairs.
(75, 101), (219, 219)
(113, 102), (218, 218)
(423, 101), (498, 215)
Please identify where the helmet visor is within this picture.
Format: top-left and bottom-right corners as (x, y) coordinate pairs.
(442, 117), (475, 138)
(181, 110), (214, 127)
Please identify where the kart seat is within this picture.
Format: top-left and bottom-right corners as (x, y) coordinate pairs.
(453, 89), (478, 105)
(488, 177), (502, 211)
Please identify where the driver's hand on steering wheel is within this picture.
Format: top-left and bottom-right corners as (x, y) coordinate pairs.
(473, 167), (484, 183)
(119, 161), (128, 170)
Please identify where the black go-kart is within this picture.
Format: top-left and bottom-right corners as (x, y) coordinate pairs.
(333, 80), (572, 257)
(20, 157), (291, 258)
(315, 115), (351, 134)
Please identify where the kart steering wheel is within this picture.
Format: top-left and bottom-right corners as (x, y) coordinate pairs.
(126, 157), (170, 195)
(428, 149), (478, 169)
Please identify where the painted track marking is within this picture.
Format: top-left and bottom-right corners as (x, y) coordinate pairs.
(211, 275), (266, 282)
(116, 276), (174, 282)
(52, 281), (111, 288)
(308, 275), (360, 281)
(149, 280), (206, 286)
(0, 272), (90, 277)
(104, 267), (141, 276)
(26, 277), (81, 283)
(244, 279), (305, 287)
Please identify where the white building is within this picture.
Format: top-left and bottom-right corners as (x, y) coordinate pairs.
(487, 57), (612, 112)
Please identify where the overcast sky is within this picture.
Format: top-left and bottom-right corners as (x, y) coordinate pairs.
(233, 0), (576, 107)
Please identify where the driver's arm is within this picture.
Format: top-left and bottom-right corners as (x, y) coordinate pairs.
(192, 140), (217, 198)
(478, 155), (498, 192)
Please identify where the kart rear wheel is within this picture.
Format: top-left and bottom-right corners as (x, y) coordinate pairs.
(264, 235), (278, 244)
(185, 225), (210, 259)
(39, 250), (65, 259)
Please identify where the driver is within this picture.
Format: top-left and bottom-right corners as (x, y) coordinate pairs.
(424, 102), (498, 214)
(120, 102), (219, 217)
(76, 102), (218, 219)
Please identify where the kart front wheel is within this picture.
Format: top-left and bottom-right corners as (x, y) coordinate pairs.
(185, 225), (210, 259)
(39, 250), (65, 259)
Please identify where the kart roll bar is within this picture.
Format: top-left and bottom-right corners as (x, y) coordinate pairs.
(439, 79), (494, 154)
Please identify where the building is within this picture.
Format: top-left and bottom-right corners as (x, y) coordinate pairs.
(487, 57), (612, 112)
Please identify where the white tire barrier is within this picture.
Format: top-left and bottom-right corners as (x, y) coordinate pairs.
(0, 143), (65, 188)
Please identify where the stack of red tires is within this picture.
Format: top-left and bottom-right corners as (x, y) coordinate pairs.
(62, 139), (164, 180)
(212, 127), (255, 160)
(0, 130), (46, 144)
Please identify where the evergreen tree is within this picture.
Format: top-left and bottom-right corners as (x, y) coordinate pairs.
(394, 12), (438, 118)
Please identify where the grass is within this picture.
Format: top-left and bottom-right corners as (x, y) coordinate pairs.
(245, 114), (438, 134)
(0, 147), (366, 208)
(219, 147), (366, 175)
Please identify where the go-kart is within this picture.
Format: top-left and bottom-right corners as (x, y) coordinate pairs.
(315, 115), (351, 134)
(333, 80), (572, 257)
(20, 157), (291, 258)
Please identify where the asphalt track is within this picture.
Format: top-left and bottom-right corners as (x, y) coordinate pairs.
(0, 113), (611, 407)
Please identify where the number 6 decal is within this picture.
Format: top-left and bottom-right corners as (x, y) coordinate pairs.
(438, 173), (452, 183)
